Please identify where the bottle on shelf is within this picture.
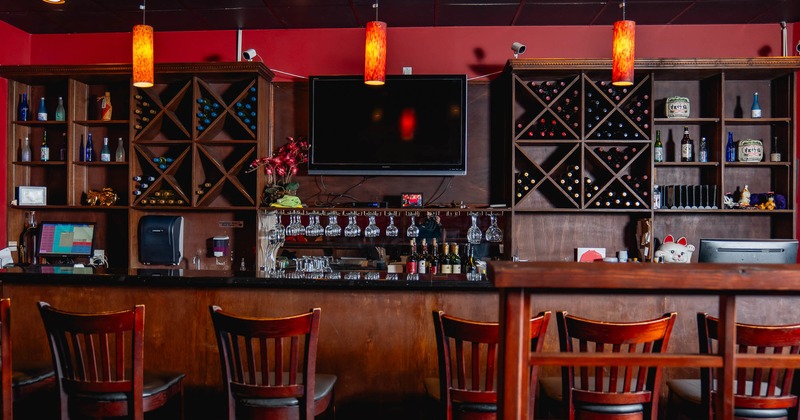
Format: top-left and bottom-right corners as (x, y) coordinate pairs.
(726, 132), (736, 162)
(115, 137), (126, 162)
(40, 130), (49, 162)
(79, 134), (85, 162)
(418, 239), (428, 274)
(36, 97), (47, 121)
(18, 211), (37, 266)
(406, 239), (418, 274)
(59, 132), (67, 161)
(680, 126), (694, 162)
(100, 137), (111, 162)
(698, 137), (708, 162)
(54, 96), (66, 121)
(450, 243), (462, 275)
(653, 130), (664, 163)
(18, 93), (29, 121)
(429, 238), (439, 275)
(666, 130), (676, 162)
(750, 92), (761, 118)
(733, 95), (743, 118)
(465, 243), (478, 275)
(20, 137), (31, 162)
(99, 91), (112, 121)
(85, 132), (94, 162)
(440, 242), (452, 274)
(770, 136), (781, 162)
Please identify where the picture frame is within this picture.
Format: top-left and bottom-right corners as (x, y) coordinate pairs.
(17, 186), (47, 206)
(401, 193), (423, 208)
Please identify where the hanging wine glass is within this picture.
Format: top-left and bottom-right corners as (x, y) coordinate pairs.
(467, 213), (483, 245)
(305, 213), (324, 237)
(286, 212), (305, 236)
(385, 213), (399, 237)
(365, 213), (380, 238)
(406, 214), (419, 238)
(344, 213), (361, 237)
(325, 212), (341, 237)
(485, 214), (503, 243)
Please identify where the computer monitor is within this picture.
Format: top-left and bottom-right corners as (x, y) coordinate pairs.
(37, 221), (96, 263)
(698, 239), (798, 264)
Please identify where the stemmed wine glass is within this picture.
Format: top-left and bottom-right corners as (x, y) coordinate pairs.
(406, 214), (419, 238)
(286, 212), (305, 236)
(467, 213), (482, 244)
(485, 214), (503, 243)
(305, 213), (324, 237)
(365, 213), (380, 238)
(344, 213), (361, 237)
(385, 213), (399, 237)
(325, 212), (341, 237)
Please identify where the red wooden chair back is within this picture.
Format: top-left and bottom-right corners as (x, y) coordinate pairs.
(556, 311), (676, 420)
(209, 306), (324, 420)
(699, 313), (800, 418)
(433, 310), (550, 420)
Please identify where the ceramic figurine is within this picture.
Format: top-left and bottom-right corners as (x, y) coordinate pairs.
(654, 234), (695, 263)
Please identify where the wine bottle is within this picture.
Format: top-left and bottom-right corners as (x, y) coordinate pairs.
(36, 97), (47, 121)
(750, 92), (761, 118)
(429, 238), (439, 275)
(654, 130), (664, 163)
(40, 130), (49, 162)
(17, 211), (38, 266)
(18, 93), (29, 121)
(733, 95), (744, 118)
(55, 96), (66, 121)
(20, 137), (31, 162)
(680, 126), (694, 162)
(417, 239), (428, 275)
(450, 243), (462, 275)
(85, 133), (94, 162)
(115, 137), (125, 162)
(100, 137), (111, 162)
(699, 137), (709, 162)
(406, 239), (418, 274)
(59, 132), (67, 161)
(726, 132), (736, 162)
(770, 136), (781, 162)
(440, 242), (452, 274)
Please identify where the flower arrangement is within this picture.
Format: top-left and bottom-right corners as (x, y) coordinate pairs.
(247, 136), (309, 206)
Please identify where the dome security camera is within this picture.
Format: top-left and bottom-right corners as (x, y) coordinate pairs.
(511, 42), (526, 58)
(796, 40), (800, 55)
(242, 48), (257, 61)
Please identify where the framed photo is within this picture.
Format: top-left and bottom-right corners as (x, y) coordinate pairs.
(17, 186), (47, 206)
(401, 193), (423, 208)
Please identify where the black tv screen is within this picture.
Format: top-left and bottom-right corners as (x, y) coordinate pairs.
(308, 75), (467, 176)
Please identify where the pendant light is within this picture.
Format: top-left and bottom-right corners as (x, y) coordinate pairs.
(41, 0), (65, 4)
(612, 0), (635, 86)
(364, 0), (387, 85)
(133, 0), (154, 88)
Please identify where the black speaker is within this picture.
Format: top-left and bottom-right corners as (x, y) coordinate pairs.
(138, 216), (184, 265)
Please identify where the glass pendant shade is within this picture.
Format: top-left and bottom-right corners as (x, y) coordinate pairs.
(612, 20), (635, 86)
(133, 24), (154, 88)
(364, 21), (387, 86)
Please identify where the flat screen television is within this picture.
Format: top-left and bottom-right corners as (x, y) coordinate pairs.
(698, 239), (798, 264)
(38, 221), (96, 261)
(308, 74), (468, 176)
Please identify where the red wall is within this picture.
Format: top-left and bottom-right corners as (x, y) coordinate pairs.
(0, 23), (798, 244)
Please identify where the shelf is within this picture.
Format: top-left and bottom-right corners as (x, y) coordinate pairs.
(656, 162), (719, 167)
(74, 161), (128, 167)
(654, 118), (720, 123)
(723, 117), (791, 124)
(73, 120), (129, 125)
(12, 161), (68, 166)
(723, 161), (792, 168)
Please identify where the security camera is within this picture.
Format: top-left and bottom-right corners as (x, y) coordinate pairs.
(511, 42), (526, 58)
(242, 48), (257, 61)
(796, 40), (800, 55)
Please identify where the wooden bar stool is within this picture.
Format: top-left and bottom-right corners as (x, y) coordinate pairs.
(666, 312), (800, 420)
(425, 310), (551, 420)
(209, 306), (337, 420)
(539, 311), (677, 420)
(37, 301), (185, 420)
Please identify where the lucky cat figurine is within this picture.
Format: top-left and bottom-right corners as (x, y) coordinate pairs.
(654, 234), (695, 263)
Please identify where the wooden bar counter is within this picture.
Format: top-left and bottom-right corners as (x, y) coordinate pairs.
(489, 261), (800, 420)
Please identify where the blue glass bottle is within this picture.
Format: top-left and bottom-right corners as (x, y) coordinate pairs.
(750, 92), (761, 118)
(18, 93), (29, 121)
(725, 132), (736, 162)
(85, 132), (95, 162)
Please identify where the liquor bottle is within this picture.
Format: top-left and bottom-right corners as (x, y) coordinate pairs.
(115, 137), (126, 162)
(59, 132), (67, 161)
(54, 96), (66, 121)
(770, 136), (781, 162)
(680, 126), (694, 162)
(36, 97), (47, 121)
(464, 243), (478, 275)
(653, 130), (664, 163)
(698, 137), (708, 162)
(750, 92), (761, 118)
(99, 91), (112, 121)
(100, 137), (111, 162)
(405, 239), (418, 274)
(725, 132), (736, 162)
(440, 242), (452, 274)
(417, 239), (428, 274)
(40, 130), (49, 162)
(20, 137), (31, 162)
(79, 134), (85, 162)
(18, 93), (29, 121)
(429, 238), (439, 275)
(450, 243), (462, 275)
(18, 211), (37, 266)
(85, 133), (94, 162)
(733, 95), (744, 118)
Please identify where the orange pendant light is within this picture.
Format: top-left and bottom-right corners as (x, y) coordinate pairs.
(612, 1), (635, 86)
(364, 1), (387, 85)
(133, 1), (154, 88)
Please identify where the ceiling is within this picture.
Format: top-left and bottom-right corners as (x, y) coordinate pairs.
(0, 0), (798, 35)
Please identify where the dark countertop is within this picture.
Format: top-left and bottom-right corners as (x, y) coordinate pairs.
(0, 266), (494, 291)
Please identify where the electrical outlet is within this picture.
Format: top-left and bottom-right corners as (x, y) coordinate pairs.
(403, 67), (412, 75)
(93, 249), (105, 258)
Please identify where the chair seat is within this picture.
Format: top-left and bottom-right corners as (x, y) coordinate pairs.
(540, 376), (646, 415)
(423, 377), (497, 413)
(238, 374), (337, 408)
(667, 378), (791, 419)
(12, 364), (55, 389)
(70, 371), (185, 402)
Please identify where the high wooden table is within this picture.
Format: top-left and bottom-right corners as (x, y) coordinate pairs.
(489, 261), (800, 420)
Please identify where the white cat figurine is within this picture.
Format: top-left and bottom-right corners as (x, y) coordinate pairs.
(654, 234), (695, 263)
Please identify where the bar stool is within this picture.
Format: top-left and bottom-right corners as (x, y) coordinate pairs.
(538, 311), (676, 420)
(209, 305), (336, 420)
(666, 312), (800, 420)
(37, 301), (185, 420)
(424, 310), (551, 420)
